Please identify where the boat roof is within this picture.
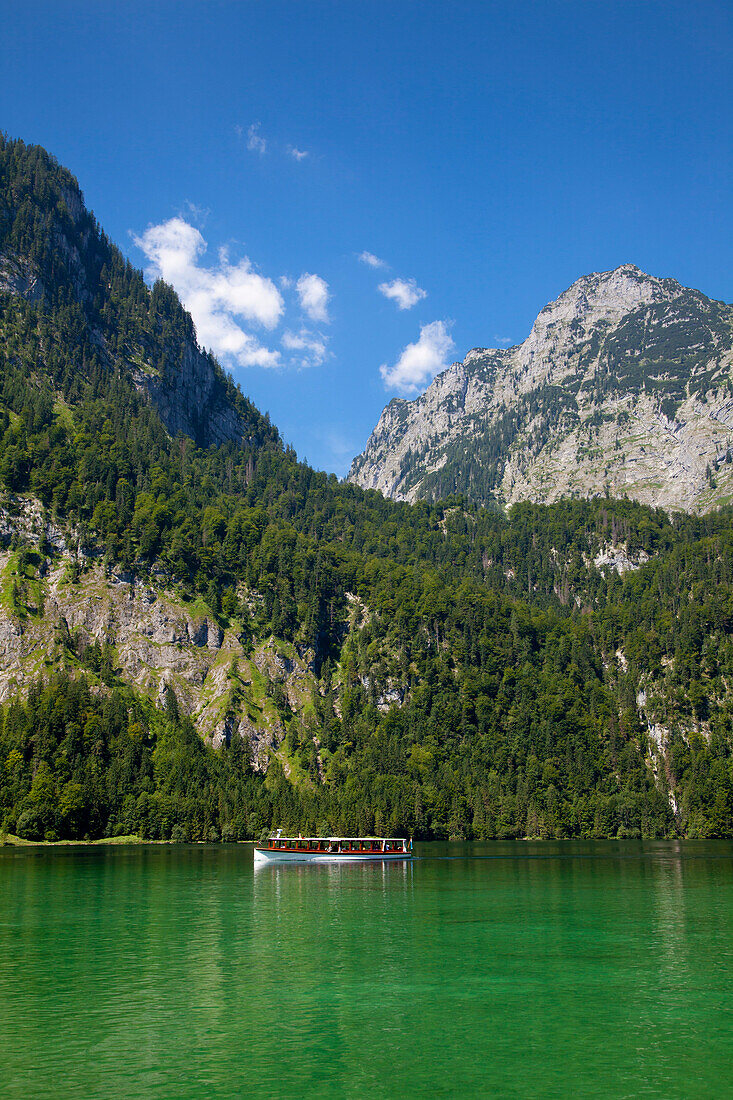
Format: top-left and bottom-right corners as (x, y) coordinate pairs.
(268, 835), (407, 842)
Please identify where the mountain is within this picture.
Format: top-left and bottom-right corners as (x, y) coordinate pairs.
(1, 137), (732, 845)
(349, 265), (733, 512)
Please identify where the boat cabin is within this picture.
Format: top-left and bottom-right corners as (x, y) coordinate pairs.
(263, 836), (408, 853)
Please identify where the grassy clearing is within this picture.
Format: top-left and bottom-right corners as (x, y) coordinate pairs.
(0, 551), (21, 613)
(52, 399), (75, 432)
(173, 592), (214, 618)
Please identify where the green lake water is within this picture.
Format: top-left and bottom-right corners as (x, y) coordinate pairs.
(1, 841), (732, 1098)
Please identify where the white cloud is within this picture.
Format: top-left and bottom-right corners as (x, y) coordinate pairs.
(282, 328), (327, 368)
(288, 146), (309, 161)
(133, 217), (283, 368)
(493, 335), (513, 347)
(359, 251), (387, 269)
(378, 277), (427, 311)
(380, 320), (454, 394)
(296, 273), (330, 324)
(247, 122), (267, 155)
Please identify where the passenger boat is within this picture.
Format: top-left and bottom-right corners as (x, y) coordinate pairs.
(254, 832), (414, 863)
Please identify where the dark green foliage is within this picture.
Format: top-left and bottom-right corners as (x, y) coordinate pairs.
(0, 674), (271, 842)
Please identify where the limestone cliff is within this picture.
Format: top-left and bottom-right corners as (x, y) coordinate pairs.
(349, 265), (733, 512)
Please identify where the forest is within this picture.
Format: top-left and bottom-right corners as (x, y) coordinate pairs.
(0, 136), (732, 842)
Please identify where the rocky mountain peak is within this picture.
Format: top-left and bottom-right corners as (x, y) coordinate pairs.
(530, 264), (675, 340)
(516, 265), (680, 383)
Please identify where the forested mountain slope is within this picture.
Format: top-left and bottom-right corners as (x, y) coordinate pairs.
(349, 265), (733, 512)
(0, 137), (731, 843)
(0, 136), (274, 450)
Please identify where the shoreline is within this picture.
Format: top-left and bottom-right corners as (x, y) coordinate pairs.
(2, 833), (721, 848)
(2, 834), (167, 847)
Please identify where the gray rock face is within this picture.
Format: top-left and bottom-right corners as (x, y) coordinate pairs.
(0, 255), (44, 303)
(131, 340), (247, 449)
(349, 265), (733, 513)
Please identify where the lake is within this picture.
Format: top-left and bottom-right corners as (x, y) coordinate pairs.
(1, 841), (732, 1098)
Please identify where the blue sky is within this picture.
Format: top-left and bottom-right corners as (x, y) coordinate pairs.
(2, 0), (731, 473)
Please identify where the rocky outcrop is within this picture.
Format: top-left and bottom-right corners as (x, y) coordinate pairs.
(350, 265), (733, 513)
(130, 340), (248, 449)
(0, 255), (44, 303)
(591, 544), (649, 575)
